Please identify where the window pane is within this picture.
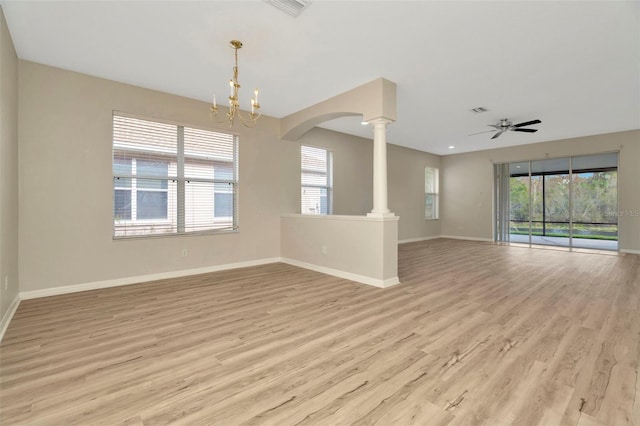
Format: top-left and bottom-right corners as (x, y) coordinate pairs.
(572, 170), (618, 248)
(530, 175), (543, 222)
(509, 161), (529, 176)
(113, 115), (177, 154)
(114, 189), (131, 220)
(301, 172), (327, 186)
(185, 181), (213, 231)
(214, 192), (234, 217)
(531, 157), (570, 174)
(425, 194), (436, 219)
(184, 181), (235, 232)
(137, 191), (168, 220)
(301, 146), (327, 172)
(215, 162), (234, 181)
(137, 159), (168, 190)
(137, 159), (168, 176)
(184, 127), (234, 161)
(113, 158), (132, 188)
(425, 168), (435, 193)
(425, 167), (439, 218)
(301, 145), (331, 215)
(545, 174), (570, 223)
(572, 171), (618, 225)
(572, 153), (618, 172)
(510, 176), (530, 235)
(185, 160), (214, 180)
(114, 176), (131, 189)
(302, 186), (328, 214)
(184, 127), (235, 180)
(137, 178), (168, 190)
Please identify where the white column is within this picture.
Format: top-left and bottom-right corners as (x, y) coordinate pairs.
(368, 118), (394, 217)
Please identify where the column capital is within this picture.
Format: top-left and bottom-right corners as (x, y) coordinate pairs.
(366, 117), (394, 126)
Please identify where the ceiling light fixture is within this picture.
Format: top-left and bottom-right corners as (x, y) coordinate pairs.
(211, 40), (261, 128)
(449, 145), (455, 149)
(471, 107), (489, 113)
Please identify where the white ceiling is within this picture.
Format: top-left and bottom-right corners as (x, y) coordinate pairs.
(1, 0), (638, 155)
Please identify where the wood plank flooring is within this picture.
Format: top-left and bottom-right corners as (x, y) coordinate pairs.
(1, 238), (639, 425)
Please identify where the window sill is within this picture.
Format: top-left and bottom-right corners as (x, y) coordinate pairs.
(113, 227), (239, 241)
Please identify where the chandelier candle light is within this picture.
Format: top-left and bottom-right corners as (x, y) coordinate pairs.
(211, 40), (261, 127)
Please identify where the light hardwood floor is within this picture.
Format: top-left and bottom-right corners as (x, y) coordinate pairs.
(1, 239), (639, 425)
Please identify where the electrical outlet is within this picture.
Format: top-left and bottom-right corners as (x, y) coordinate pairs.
(181, 248), (188, 257)
(321, 245), (327, 255)
(4, 276), (8, 291)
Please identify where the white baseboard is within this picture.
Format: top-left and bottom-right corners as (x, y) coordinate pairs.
(398, 235), (441, 244)
(280, 257), (400, 288)
(620, 249), (640, 255)
(439, 235), (494, 242)
(20, 258), (281, 300)
(0, 295), (21, 342)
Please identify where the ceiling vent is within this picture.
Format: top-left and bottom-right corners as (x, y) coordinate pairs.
(264, 0), (311, 17)
(471, 107), (489, 113)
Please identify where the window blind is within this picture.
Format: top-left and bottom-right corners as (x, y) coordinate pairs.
(301, 145), (331, 215)
(425, 167), (439, 219)
(113, 114), (238, 238)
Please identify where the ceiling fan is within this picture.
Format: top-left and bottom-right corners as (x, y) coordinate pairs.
(471, 118), (541, 140)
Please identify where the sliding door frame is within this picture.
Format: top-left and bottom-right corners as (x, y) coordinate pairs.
(493, 151), (619, 250)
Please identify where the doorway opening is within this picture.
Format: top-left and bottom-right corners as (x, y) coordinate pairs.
(495, 153), (618, 251)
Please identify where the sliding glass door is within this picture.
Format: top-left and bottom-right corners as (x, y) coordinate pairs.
(495, 152), (618, 251)
(571, 158), (618, 249)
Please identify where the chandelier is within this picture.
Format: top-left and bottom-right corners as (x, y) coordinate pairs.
(210, 40), (261, 128)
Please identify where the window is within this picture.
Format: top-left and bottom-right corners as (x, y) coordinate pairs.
(425, 167), (439, 219)
(113, 114), (238, 238)
(301, 145), (332, 215)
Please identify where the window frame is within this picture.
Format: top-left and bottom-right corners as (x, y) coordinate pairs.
(301, 145), (333, 215)
(425, 166), (439, 220)
(112, 112), (239, 239)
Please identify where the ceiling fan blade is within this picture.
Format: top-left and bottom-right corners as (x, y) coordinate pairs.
(469, 129), (497, 136)
(488, 124), (502, 130)
(512, 128), (538, 133)
(491, 131), (504, 140)
(513, 119), (541, 128)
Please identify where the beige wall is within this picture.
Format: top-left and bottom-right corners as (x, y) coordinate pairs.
(388, 143), (441, 241)
(281, 78), (396, 140)
(17, 61), (433, 293)
(298, 129), (442, 241)
(18, 61), (300, 292)
(298, 127), (373, 216)
(281, 214), (399, 287)
(0, 6), (19, 320)
(20, 58), (634, 298)
(441, 130), (640, 251)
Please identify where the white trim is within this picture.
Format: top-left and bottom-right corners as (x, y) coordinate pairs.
(439, 235), (494, 242)
(19, 258), (281, 300)
(398, 235), (441, 244)
(0, 295), (21, 342)
(620, 249), (640, 255)
(280, 257), (400, 288)
(282, 213), (399, 222)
